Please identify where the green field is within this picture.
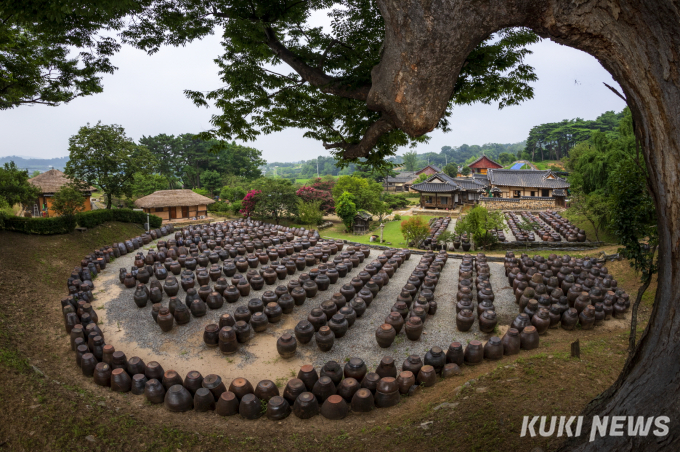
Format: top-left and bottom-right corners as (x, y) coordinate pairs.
(320, 215), (437, 247)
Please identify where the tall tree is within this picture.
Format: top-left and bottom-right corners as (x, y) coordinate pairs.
(251, 178), (298, 224)
(402, 151), (418, 171)
(0, 161), (40, 206)
(65, 122), (156, 208)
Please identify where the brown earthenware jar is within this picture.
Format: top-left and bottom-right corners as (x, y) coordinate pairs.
(404, 316), (424, 341)
(351, 388), (375, 412)
(446, 342), (464, 365)
(464, 340), (484, 365)
(520, 325), (539, 350)
(294, 320), (315, 344)
(297, 365), (319, 391)
(277, 333), (297, 359)
(315, 326), (335, 352)
(215, 391), (240, 416)
(501, 328), (520, 355)
(344, 358), (368, 382)
(561, 308), (579, 330)
(479, 310), (498, 334)
(416, 365), (437, 387)
(254, 379), (280, 402)
(483, 336), (504, 360)
(144, 378), (166, 404)
(293, 392), (319, 419)
(239, 393), (263, 420)
(229, 377), (254, 400)
(375, 323), (396, 348)
(456, 309), (475, 332)
(164, 384), (194, 413)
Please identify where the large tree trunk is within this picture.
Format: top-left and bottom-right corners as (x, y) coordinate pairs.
(366, 0), (680, 449)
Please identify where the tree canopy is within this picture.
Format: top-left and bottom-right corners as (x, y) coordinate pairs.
(0, 161), (40, 206)
(65, 122), (157, 208)
(119, 1), (539, 169)
(0, 0), (142, 109)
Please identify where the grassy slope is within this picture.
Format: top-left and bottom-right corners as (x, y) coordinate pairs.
(0, 221), (655, 452)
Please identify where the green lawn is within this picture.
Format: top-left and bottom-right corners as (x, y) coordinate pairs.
(321, 215), (437, 247)
(561, 209), (618, 243)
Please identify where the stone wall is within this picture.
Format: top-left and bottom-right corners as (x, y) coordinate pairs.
(479, 196), (556, 211)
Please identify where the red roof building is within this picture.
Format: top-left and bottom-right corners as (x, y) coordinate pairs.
(467, 155), (503, 174)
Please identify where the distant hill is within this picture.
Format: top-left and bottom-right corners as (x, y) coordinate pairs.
(0, 155), (69, 173)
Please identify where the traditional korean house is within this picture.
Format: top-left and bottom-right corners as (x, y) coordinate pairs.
(134, 189), (215, 221)
(27, 169), (95, 217)
(353, 211), (373, 234)
(384, 171), (417, 192)
(415, 164), (442, 176)
(467, 155), (503, 175)
(486, 169), (569, 199)
(410, 173), (486, 209)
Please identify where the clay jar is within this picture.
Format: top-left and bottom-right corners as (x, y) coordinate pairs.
(416, 365), (437, 387)
(164, 384), (194, 412)
(375, 324), (396, 348)
(312, 376), (337, 404)
(239, 393), (263, 420)
(561, 308), (579, 330)
(396, 371), (416, 394)
(294, 320), (315, 344)
(402, 355), (424, 376)
(579, 305), (596, 330)
(446, 342), (464, 366)
(307, 308), (327, 331)
(297, 365), (319, 391)
(291, 287), (307, 306)
(344, 358), (368, 382)
(144, 379), (166, 404)
(374, 377), (400, 408)
(484, 337), (504, 360)
(315, 326), (335, 352)
(520, 325), (540, 350)
(376, 356), (398, 379)
(293, 392), (319, 419)
(336, 378), (360, 403)
(157, 308), (174, 332)
(404, 317), (424, 341)
(320, 361), (344, 386)
(464, 340), (484, 365)
(283, 379), (307, 406)
(456, 309), (475, 332)
(277, 333), (297, 358)
(501, 328), (521, 355)
(385, 312), (404, 334)
(479, 310), (498, 334)
(511, 313), (531, 333)
(351, 388), (375, 413)
(254, 379), (280, 402)
(531, 308), (551, 335)
(424, 347), (446, 374)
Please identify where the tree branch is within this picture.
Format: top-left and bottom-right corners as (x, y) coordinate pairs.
(603, 82), (627, 103)
(323, 117), (395, 159)
(263, 27), (370, 101)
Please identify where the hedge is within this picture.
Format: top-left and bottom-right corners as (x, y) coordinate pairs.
(1, 208), (161, 235)
(75, 209), (162, 229)
(3, 215), (76, 235)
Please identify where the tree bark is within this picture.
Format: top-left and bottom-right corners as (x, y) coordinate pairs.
(360, 0), (680, 449)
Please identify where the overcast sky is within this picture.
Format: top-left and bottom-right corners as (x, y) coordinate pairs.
(0, 19), (626, 162)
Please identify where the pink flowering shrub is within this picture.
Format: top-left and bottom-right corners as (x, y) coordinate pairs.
(296, 186), (335, 213)
(239, 189), (261, 217)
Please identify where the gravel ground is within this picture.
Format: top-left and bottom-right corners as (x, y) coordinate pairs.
(100, 231), (518, 376)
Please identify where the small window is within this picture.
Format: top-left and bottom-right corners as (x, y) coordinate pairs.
(542, 189), (549, 197)
(514, 190), (521, 198)
(531, 191), (536, 197)
(155, 207), (164, 212)
(468, 192), (474, 201)
(441, 197), (448, 204)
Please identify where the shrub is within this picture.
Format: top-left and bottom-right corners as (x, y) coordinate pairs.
(297, 199), (323, 225)
(75, 209), (162, 229)
(50, 186), (86, 217)
(192, 188), (210, 197)
(3, 215), (76, 234)
(208, 201), (230, 213)
(296, 186), (335, 213)
(393, 214), (402, 221)
(240, 190), (261, 217)
(383, 193), (410, 210)
(230, 200), (242, 215)
(335, 191), (357, 231)
(220, 186), (247, 203)
(400, 216), (430, 247)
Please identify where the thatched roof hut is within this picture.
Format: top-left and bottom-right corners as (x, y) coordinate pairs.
(134, 189), (215, 221)
(28, 169), (95, 194)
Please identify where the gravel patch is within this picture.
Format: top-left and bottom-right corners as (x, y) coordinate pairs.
(98, 233), (517, 380)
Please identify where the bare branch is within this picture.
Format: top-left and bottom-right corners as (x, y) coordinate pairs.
(603, 82), (627, 103)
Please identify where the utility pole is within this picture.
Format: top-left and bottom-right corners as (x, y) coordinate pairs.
(317, 157), (319, 178)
